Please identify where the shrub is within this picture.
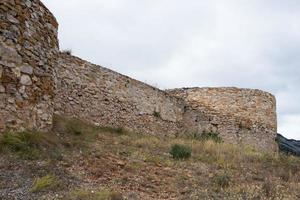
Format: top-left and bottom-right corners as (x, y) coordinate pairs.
(30, 175), (60, 193)
(214, 171), (230, 188)
(114, 127), (126, 135)
(170, 144), (191, 160)
(153, 111), (161, 118)
(62, 49), (72, 55)
(99, 126), (126, 135)
(198, 132), (222, 143)
(66, 118), (84, 135)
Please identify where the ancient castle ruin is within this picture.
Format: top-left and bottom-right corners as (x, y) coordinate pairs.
(0, 0), (277, 151)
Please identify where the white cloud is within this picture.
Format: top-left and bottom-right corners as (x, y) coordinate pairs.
(279, 114), (300, 139)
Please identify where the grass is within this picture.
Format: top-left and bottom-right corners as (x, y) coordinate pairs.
(0, 130), (59, 160)
(62, 49), (72, 55)
(67, 189), (123, 200)
(0, 115), (129, 160)
(214, 171), (231, 189)
(133, 137), (162, 149)
(100, 126), (127, 135)
(52, 115), (103, 149)
(1, 115), (300, 199)
(189, 131), (223, 143)
(30, 175), (60, 193)
(170, 144), (191, 160)
(153, 111), (161, 118)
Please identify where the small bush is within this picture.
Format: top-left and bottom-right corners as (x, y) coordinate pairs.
(30, 175), (60, 193)
(49, 149), (63, 161)
(214, 171), (230, 188)
(67, 189), (123, 200)
(170, 144), (191, 160)
(262, 178), (275, 198)
(62, 49), (72, 55)
(153, 111), (161, 118)
(199, 132), (222, 143)
(114, 127), (126, 135)
(66, 118), (85, 135)
(133, 137), (161, 149)
(100, 126), (126, 135)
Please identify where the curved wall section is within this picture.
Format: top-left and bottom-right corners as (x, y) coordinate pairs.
(167, 87), (277, 151)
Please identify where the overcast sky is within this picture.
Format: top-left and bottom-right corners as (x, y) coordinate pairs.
(42, 0), (300, 139)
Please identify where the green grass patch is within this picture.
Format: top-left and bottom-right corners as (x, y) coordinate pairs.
(198, 132), (222, 143)
(153, 111), (161, 118)
(30, 175), (60, 193)
(0, 130), (60, 160)
(214, 171), (231, 189)
(98, 126), (127, 135)
(184, 131), (222, 143)
(53, 115), (101, 148)
(170, 144), (191, 160)
(0, 116), (130, 160)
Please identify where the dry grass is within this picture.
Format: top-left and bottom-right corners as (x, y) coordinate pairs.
(0, 130), (61, 160)
(30, 174), (60, 193)
(66, 188), (123, 200)
(1, 116), (300, 199)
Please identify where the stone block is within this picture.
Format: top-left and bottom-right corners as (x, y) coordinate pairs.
(0, 85), (5, 93)
(20, 74), (32, 85)
(20, 65), (33, 75)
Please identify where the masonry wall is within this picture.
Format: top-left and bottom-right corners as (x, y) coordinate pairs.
(167, 88), (278, 151)
(0, 0), (59, 131)
(0, 0), (278, 152)
(54, 54), (185, 136)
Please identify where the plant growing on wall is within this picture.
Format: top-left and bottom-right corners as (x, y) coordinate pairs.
(153, 111), (161, 118)
(189, 131), (222, 143)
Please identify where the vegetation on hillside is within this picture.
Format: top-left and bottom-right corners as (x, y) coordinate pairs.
(0, 115), (300, 199)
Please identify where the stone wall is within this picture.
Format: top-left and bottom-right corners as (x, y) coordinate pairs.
(0, 0), (59, 131)
(167, 88), (277, 151)
(54, 54), (277, 151)
(0, 0), (278, 152)
(54, 54), (185, 136)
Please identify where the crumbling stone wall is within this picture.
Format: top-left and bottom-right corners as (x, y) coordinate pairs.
(54, 54), (185, 136)
(167, 88), (278, 151)
(0, 0), (59, 131)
